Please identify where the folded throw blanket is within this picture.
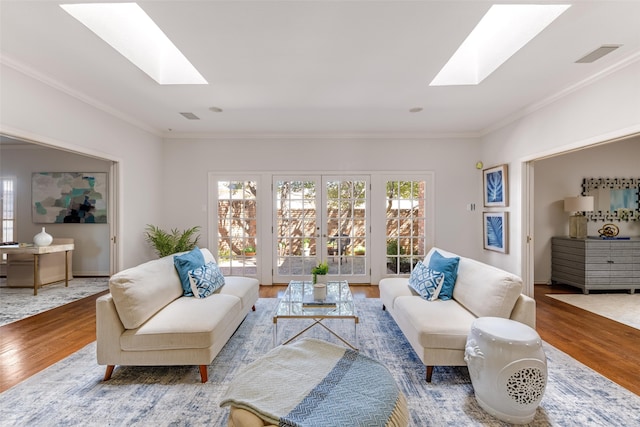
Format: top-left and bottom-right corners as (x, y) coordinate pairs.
(220, 338), (408, 427)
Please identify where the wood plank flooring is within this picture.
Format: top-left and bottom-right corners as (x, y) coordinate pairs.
(1, 284), (638, 395)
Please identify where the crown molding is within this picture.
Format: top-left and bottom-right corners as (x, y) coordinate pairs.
(161, 131), (482, 141)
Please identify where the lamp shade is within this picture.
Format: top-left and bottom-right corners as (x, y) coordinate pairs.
(564, 196), (594, 213)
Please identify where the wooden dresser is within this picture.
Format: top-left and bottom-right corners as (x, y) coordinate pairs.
(551, 236), (640, 294)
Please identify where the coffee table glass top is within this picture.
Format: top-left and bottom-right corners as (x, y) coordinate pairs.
(274, 281), (356, 318)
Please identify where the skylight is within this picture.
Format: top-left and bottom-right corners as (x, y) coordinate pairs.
(60, 2), (207, 85)
(430, 4), (571, 86)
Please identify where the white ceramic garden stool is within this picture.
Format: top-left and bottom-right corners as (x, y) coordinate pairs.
(464, 317), (547, 424)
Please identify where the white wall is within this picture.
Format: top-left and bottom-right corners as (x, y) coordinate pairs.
(0, 63), (165, 270)
(533, 136), (640, 283)
(162, 137), (483, 284)
(0, 146), (112, 275)
(481, 59), (640, 293)
(2, 56), (638, 282)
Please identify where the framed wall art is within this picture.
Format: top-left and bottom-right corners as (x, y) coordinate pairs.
(483, 164), (508, 207)
(483, 211), (508, 253)
(32, 172), (108, 224)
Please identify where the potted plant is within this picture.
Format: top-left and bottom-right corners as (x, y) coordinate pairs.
(303, 238), (311, 256)
(354, 245), (365, 256)
(311, 261), (329, 284)
(144, 225), (201, 258)
(243, 246), (256, 256)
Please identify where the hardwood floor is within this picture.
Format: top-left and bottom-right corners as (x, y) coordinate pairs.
(1, 284), (638, 395)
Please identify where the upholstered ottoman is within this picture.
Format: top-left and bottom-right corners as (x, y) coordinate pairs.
(464, 317), (547, 424)
(220, 338), (409, 427)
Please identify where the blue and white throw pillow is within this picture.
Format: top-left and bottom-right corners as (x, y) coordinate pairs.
(408, 261), (445, 301)
(188, 261), (225, 298)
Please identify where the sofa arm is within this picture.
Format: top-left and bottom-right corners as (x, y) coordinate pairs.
(96, 294), (125, 365)
(509, 294), (536, 329)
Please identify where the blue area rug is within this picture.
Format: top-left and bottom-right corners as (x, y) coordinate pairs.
(1, 298), (639, 426)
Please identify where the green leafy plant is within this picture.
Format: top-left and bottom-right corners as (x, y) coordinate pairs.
(311, 261), (329, 283)
(144, 225), (201, 257)
(244, 246), (256, 255)
(311, 261), (329, 275)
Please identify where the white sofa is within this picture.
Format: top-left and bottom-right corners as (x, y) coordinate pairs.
(380, 247), (535, 382)
(96, 248), (259, 383)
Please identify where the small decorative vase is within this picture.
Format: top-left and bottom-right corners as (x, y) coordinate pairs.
(34, 227), (53, 247)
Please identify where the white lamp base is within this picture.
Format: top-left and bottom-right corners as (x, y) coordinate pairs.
(569, 215), (587, 239)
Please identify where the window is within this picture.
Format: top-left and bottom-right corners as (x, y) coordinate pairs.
(1, 177), (15, 243)
(385, 180), (428, 275)
(215, 180), (258, 277)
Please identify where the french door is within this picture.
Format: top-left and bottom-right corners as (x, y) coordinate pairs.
(273, 175), (369, 284)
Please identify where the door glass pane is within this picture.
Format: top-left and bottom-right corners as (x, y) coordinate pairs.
(275, 179), (318, 276)
(386, 180), (426, 275)
(216, 180), (257, 276)
(325, 178), (367, 276)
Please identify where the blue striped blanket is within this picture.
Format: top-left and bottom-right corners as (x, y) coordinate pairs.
(220, 338), (408, 426)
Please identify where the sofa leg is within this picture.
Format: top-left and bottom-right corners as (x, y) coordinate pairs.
(199, 365), (208, 383)
(426, 366), (434, 382)
(103, 365), (115, 381)
(252, 305), (256, 311)
(382, 305), (386, 311)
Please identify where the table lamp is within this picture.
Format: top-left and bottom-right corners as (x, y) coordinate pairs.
(564, 196), (594, 239)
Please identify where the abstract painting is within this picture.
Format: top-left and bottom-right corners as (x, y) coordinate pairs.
(32, 172), (107, 223)
(483, 212), (507, 253)
(483, 164), (508, 207)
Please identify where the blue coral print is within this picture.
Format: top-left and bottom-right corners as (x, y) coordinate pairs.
(486, 170), (504, 204)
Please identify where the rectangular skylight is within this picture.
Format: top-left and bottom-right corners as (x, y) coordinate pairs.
(60, 2), (207, 85)
(430, 4), (571, 86)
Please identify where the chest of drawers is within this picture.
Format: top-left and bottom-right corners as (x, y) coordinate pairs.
(551, 236), (640, 294)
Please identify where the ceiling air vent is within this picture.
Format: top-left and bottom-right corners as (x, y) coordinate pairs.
(575, 45), (621, 63)
(179, 112), (200, 120)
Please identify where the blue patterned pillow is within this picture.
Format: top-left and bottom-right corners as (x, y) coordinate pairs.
(188, 261), (225, 298)
(408, 261), (445, 301)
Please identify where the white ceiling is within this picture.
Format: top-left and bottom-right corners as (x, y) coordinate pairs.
(1, 0), (639, 139)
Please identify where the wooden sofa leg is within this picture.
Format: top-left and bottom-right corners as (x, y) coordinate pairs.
(426, 366), (433, 382)
(252, 305), (256, 311)
(199, 365), (208, 383)
(103, 365), (115, 381)
(382, 305), (386, 311)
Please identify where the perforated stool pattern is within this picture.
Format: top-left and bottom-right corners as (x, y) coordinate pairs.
(465, 317), (547, 424)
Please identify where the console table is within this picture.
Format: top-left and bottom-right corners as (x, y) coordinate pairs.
(0, 243), (74, 295)
(551, 236), (640, 294)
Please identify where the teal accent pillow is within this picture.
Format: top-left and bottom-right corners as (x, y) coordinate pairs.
(174, 247), (205, 297)
(408, 261), (445, 301)
(188, 261), (225, 298)
(428, 251), (460, 301)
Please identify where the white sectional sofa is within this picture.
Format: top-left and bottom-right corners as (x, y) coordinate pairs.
(96, 248), (259, 383)
(380, 247), (535, 382)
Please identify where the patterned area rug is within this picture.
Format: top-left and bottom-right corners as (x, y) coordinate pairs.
(2, 298), (639, 426)
(547, 293), (640, 330)
(0, 277), (109, 326)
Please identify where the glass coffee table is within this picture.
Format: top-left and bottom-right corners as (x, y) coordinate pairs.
(273, 280), (359, 350)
